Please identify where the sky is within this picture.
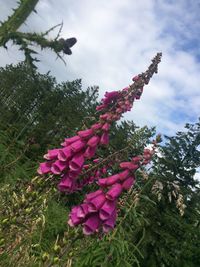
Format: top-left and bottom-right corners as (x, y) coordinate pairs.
(0, 0), (200, 137)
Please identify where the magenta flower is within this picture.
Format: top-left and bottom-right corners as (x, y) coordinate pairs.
(83, 213), (101, 235)
(122, 176), (135, 190)
(76, 203), (89, 219)
(102, 209), (117, 233)
(37, 162), (52, 174)
(70, 139), (86, 152)
(62, 135), (80, 146)
(84, 146), (97, 158)
(87, 135), (100, 147)
(87, 192), (106, 212)
(69, 152), (84, 172)
(98, 174), (120, 187)
(119, 162), (139, 170)
(58, 176), (73, 192)
(99, 200), (116, 220)
(96, 104), (107, 111)
(118, 170), (130, 181)
(68, 206), (83, 226)
(78, 129), (94, 139)
(102, 122), (111, 131)
(43, 149), (59, 160)
(106, 183), (123, 201)
(91, 123), (102, 130)
(57, 146), (72, 161)
(85, 189), (103, 202)
(100, 132), (109, 145)
(51, 160), (68, 174)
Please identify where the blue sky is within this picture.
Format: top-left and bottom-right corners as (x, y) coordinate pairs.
(0, 0), (200, 137)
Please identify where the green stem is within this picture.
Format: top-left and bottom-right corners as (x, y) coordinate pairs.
(0, 0), (39, 45)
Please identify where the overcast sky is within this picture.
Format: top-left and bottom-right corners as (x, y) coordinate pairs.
(0, 0), (200, 137)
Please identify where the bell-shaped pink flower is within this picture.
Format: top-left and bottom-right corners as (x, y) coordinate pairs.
(132, 156), (142, 163)
(100, 132), (109, 145)
(69, 152), (84, 171)
(83, 214), (101, 235)
(132, 75), (140, 81)
(44, 149), (59, 160)
(70, 139), (86, 152)
(102, 210), (117, 233)
(84, 146), (97, 158)
(100, 113), (110, 120)
(96, 104), (107, 111)
(78, 129), (94, 139)
(76, 203), (89, 219)
(37, 162), (52, 174)
(68, 170), (79, 179)
(106, 183), (123, 201)
(102, 122), (110, 131)
(58, 176), (73, 192)
(87, 135), (100, 147)
(68, 206), (83, 226)
(88, 193), (106, 212)
(85, 189), (103, 202)
(118, 170), (130, 181)
(91, 123), (102, 130)
(57, 146), (72, 161)
(98, 174), (120, 187)
(62, 136), (80, 146)
(51, 160), (68, 174)
(99, 200), (116, 220)
(119, 162), (139, 170)
(122, 176), (135, 190)
(98, 178), (107, 187)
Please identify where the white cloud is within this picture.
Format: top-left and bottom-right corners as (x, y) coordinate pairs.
(0, 0), (199, 136)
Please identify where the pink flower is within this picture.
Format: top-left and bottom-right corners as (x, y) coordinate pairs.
(100, 132), (109, 145)
(37, 162), (52, 174)
(57, 147), (72, 161)
(85, 189), (103, 202)
(84, 146), (97, 158)
(76, 203), (89, 219)
(58, 176), (73, 192)
(68, 206), (83, 226)
(118, 170), (130, 181)
(132, 156), (142, 163)
(106, 183), (123, 201)
(70, 139), (86, 152)
(96, 104), (107, 111)
(98, 174), (120, 187)
(93, 158), (100, 163)
(119, 162), (139, 170)
(83, 214), (101, 235)
(87, 135), (100, 147)
(62, 136), (80, 146)
(43, 149), (59, 160)
(91, 123), (102, 130)
(100, 113), (110, 120)
(51, 160), (68, 174)
(122, 176), (135, 190)
(102, 122), (110, 131)
(132, 75), (140, 81)
(102, 210), (117, 233)
(99, 200), (116, 220)
(69, 152), (84, 171)
(78, 129), (93, 139)
(87, 193), (106, 212)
